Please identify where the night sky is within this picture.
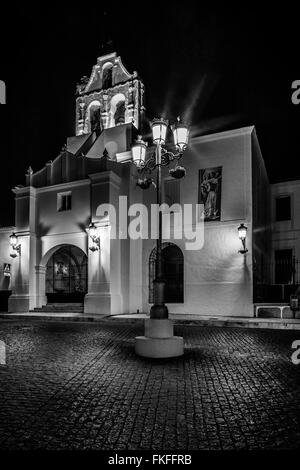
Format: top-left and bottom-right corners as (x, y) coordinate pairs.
(0, 3), (299, 226)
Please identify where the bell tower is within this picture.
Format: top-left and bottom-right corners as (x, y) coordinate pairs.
(75, 52), (145, 136)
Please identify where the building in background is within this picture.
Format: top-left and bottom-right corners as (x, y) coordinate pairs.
(0, 52), (296, 317)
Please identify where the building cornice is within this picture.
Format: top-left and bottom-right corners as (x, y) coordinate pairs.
(88, 170), (122, 188)
(0, 226), (15, 233)
(271, 179), (300, 189)
(191, 126), (255, 145)
(12, 186), (37, 197)
(32, 179), (90, 194)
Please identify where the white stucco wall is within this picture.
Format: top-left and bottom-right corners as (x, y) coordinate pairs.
(138, 127), (254, 317)
(6, 126), (257, 316)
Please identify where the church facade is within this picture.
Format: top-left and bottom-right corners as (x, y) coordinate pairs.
(0, 52), (275, 317)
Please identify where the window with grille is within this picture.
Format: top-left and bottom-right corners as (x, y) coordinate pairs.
(275, 249), (293, 284)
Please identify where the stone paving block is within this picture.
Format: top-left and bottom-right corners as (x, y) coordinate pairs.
(0, 319), (300, 450)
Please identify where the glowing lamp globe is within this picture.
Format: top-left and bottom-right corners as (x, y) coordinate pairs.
(131, 136), (148, 168)
(9, 233), (18, 246)
(151, 118), (168, 145)
(171, 117), (189, 151)
(238, 223), (247, 240)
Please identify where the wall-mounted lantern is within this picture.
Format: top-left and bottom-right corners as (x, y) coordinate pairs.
(9, 232), (21, 258)
(88, 222), (100, 252)
(237, 223), (248, 254)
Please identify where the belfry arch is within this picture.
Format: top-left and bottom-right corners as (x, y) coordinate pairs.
(109, 93), (126, 127)
(87, 100), (101, 133)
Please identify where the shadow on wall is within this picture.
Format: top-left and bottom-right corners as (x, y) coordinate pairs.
(1, 276), (10, 291)
(241, 254), (251, 286)
(38, 223), (52, 238)
(76, 221), (90, 233)
(105, 141), (118, 159)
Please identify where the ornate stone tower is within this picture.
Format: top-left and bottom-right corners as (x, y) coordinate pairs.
(75, 52), (145, 136)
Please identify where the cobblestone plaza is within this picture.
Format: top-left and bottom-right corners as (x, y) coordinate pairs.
(0, 319), (300, 450)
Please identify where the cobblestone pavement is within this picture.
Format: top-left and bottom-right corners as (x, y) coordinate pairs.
(0, 319), (300, 450)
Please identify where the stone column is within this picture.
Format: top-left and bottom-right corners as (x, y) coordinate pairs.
(8, 186), (38, 312)
(76, 102), (86, 135)
(101, 94), (109, 129)
(84, 171), (123, 315)
(34, 265), (47, 308)
(84, 221), (121, 315)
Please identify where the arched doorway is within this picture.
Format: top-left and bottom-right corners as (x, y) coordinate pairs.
(149, 243), (184, 303)
(45, 245), (87, 303)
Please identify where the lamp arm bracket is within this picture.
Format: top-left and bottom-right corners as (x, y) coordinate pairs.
(135, 148), (183, 175)
(137, 152), (156, 174)
(162, 150), (183, 165)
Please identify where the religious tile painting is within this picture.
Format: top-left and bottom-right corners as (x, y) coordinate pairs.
(198, 166), (222, 221)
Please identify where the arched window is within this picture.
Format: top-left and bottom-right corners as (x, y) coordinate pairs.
(109, 93), (126, 128)
(87, 101), (101, 133)
(90, 107), (100, 132)
(149, 243), (184, 303)
(114, 101), (125, 125)
(102, 64), (113, 89)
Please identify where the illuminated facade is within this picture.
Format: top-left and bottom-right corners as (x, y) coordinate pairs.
(0, 52), (274, 317)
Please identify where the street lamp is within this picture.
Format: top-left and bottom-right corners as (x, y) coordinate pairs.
(9, 232), (21, 258)
(131, 135), (148, 168)
(88, 222), (100, 251)
(131, 116), (189, 357)
(237, 223), (248, 254)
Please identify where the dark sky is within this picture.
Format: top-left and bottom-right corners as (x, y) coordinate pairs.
(0, 3), (299, 226)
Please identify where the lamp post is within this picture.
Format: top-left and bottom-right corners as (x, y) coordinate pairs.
(237, 223), (248, 254)
(131, 117), (189, 357)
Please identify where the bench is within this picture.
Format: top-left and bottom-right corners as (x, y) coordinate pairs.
(254, 303), (294, 319)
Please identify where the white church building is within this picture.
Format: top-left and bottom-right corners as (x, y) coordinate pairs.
(0, 52), (297, 318)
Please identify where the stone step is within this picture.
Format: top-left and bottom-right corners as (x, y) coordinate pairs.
(32, 309), (84, 313)
(47, 303), (83, 307)
(32, 303), (84, 313)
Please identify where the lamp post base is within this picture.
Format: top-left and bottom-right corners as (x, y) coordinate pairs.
(150, 303), (169, 319)
(135, 319), (184, 358)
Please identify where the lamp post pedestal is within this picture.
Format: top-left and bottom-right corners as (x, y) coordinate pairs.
(150, 279), (168, 318)
(135, 319), (184, 358)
